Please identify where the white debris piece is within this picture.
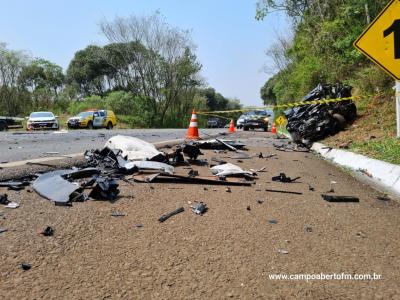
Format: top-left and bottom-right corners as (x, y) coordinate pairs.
(125, 161), (174, 175)
(105, 135), (162, 161)
(211, 163), (253, 177)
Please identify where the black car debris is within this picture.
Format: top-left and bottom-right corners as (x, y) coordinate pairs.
(285, 83), (357, 146)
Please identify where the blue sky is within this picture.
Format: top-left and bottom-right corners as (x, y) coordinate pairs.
(0, 0), (289, 106)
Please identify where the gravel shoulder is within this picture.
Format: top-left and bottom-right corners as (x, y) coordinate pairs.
(0, 131), (399, 299)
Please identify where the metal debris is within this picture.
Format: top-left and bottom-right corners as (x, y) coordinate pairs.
(133, 173), (252, 186)
(39, 226), (54, 237)
(272, 173), (301, 183)
(211, 163), (254, 177)
(21, 263), (32, 271)
(158, 207), (185, 222)
(265, 189), (303, 195)
(111, 211), (126, 217)
(321, 194), (359, 202)
(183, 143), (203, 160)
(191, 202), (208, 215)
(89, 177), (120, 201)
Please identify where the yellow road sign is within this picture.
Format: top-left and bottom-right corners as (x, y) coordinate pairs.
(354, 0), (400, 80)
(275, 116), (286, 126)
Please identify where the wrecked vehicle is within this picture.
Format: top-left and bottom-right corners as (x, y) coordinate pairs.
(285, 83), (357, 146)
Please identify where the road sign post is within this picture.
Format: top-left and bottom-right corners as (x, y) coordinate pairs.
(397, 81), (400, 137)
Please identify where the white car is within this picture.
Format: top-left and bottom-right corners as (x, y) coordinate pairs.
(26, 111), (59, 131)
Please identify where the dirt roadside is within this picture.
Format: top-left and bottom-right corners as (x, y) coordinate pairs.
(0, 131), (399, 299)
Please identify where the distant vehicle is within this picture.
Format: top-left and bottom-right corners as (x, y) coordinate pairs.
(26, 112), (59, 131)
(236, 112), (250, 129)
(67, 110), (117, 129)
(0, 116), (24, 131)
(207, 117), (226, 128)
(243, 110), (272, 132)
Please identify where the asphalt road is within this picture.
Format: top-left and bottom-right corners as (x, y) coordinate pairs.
(0, 128), (222, 163)
(0, 131), (398, 299)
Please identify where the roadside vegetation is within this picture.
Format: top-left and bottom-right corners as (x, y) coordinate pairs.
(257, 0), (399, 164)
(0, 13), (241, 128)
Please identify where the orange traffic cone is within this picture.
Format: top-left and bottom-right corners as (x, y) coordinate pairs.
(186, 109), (200, 139)
(271, 122), (277, 134)
(228, 119), (235, 133)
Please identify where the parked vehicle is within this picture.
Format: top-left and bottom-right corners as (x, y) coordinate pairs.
(207, 117), (226, 128)
(0, 116), (24, 131)
(243, 110), (272, 132)
(67, 110), (117, 129)
(26, 112), (59, 131)
(236, 113), (249, 129)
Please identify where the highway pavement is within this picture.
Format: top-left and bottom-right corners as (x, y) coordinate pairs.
(0, 128), (222, 163)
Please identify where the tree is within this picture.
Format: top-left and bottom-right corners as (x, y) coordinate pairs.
(19, 59), (64, 108)
(0, 43), (29, 115)
(100, 12), (201, 126)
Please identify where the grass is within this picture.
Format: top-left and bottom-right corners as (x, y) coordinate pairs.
(350, 137), (400, 165)
(324, 93), (400, 165)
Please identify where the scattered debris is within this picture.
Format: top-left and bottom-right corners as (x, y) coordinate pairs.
(278, 249), (289, 254)
(191, 202), (208, 215)
(358, 168), (373, 178)
(89, 178), (119, 201)
(39, 226), (54, 237)
(134, 173), (252, 186)
(246, 206), (251, 211)
(226, 187), (231, 193)
(268, 219), (278, 224)
(188, 169), (199, 177)
(265, 189), (303, 195)
(211, 163), (254, 177)
(21, 263), (31, 271)
(33, 169), (99, 205)
(44, 152), (60, 155)
(356, 231), (367, 238)
(272, 173), (300, 183)
(111, 211), (126, 217)
(105, 135), (165, 161)
(377, 195), (391, 202)
(0, 228), (7, 234)
(125, 161), (174, 175)
(257, 199), (264, 204)
(182, 143), (203, 160)
(197, 139), (246, 150)
(308, 184), (315, 191)
(304, 225), (313, 232)
(0, 180), (29, 190)
(321, 194), (359, 202)
(158, 207), (185, 222)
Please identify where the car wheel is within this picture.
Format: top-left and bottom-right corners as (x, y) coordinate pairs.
(332, 113), (346, 131)
(263, 126), (268, 132)
(243, 126), (249, 131)
(87, 121), (93, 130)
(107, 122), (113, 130)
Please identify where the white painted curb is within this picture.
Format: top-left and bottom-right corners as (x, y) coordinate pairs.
(312, 142), (400, 197)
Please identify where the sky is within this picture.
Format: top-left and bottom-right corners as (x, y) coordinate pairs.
(0, 0), (289, 106)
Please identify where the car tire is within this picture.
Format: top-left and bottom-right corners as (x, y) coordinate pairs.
(243, 126), (249, 131)
(332, 113), (346, 131)
(107, 122), (113, 130)
(263, 126), (268, 132)
(87, 121), (93, 130)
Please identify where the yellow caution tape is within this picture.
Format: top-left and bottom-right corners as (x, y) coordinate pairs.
(198, 96), (357, 115)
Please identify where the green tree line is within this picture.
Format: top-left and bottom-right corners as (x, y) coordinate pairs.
(0, 13), (241, 128)
(257, 0), (394, 105)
